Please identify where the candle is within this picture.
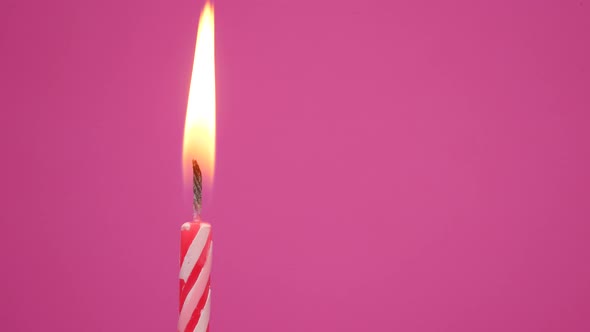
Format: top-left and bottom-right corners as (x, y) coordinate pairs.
(179, 221), (212, 331)
(178, 2), (216, 332)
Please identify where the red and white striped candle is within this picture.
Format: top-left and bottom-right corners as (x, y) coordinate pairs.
(179, 2), (215, 331)
(178, 221), (212, 332)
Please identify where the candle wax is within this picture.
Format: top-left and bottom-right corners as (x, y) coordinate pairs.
(178, 221), (212, 332)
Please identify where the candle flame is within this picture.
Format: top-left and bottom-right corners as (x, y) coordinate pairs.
(183, 2), (215, 187)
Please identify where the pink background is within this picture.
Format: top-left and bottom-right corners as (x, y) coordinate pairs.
(1, 0), (589, 331)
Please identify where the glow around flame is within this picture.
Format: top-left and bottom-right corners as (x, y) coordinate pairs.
(183, 2), (215, 186)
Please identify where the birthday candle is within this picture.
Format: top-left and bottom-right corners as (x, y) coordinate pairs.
(179, 220), (212, 332)
(178, 2), (215, 331)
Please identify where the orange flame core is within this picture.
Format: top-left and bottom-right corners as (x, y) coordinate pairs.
(183, 2), (215, 187)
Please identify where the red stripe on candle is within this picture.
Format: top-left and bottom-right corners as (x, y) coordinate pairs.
(179, 279), (186, 312)
(184, 279), (210, 332)
(179, 232), (212, 306)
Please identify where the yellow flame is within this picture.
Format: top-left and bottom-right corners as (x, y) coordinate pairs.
(183, 2), (215, 186)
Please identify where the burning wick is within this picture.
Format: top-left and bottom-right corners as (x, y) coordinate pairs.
(192, 159), (203, 220)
